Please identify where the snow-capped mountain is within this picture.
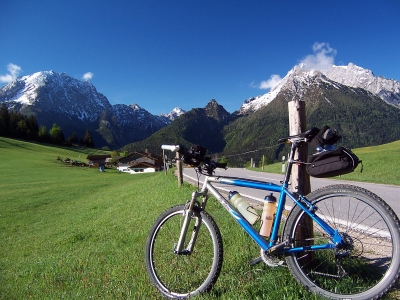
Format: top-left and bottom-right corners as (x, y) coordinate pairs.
(240, 63), (400, 112)
(159, 107), (186, 121)
(1, 71), (113, 121)
(2, 63), (399, 151)
(113, 103), (173, 127)
(0, 71), (184, 148)
(322, 63), (400, 107)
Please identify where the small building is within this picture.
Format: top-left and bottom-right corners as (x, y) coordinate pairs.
(126, 162), (157, 174)
(86, 155), (112, 167)
(117, 150), (163, 174)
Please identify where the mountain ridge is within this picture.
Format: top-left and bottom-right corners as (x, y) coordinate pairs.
(240, 63), (400, 113)
(0, 71), (185, 148)
(124, 64), (400, 166)
(1, 63), (400, 159)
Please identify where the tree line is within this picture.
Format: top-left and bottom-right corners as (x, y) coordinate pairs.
(0, 103), (95, 148)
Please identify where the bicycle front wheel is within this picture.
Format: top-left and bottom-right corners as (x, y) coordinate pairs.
(145, 204), (223, 299)
(284, 184), (400, 300)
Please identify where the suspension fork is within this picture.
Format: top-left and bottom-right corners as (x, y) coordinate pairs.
(174, 189), (207, 254)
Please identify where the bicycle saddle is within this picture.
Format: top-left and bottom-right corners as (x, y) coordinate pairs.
(278, 127), (320, 144)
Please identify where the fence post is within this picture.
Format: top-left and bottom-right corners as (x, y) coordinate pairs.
(288, 100), (310, 195)
(262, 155), (265, 171)
(176, 151), (183, 187)
(163, 149), (167, 175)
(288, 100), (313, 260)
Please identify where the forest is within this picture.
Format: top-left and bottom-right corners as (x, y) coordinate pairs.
(0, 103), (95, 148)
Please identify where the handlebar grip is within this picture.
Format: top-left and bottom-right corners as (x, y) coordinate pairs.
(161, 145), (180, 152)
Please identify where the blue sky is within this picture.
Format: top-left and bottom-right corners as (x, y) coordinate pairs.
(1, 1), (399, 115)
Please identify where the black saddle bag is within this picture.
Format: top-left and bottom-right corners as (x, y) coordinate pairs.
(306, 146), (360, 178)
(309, 125), (342, 150)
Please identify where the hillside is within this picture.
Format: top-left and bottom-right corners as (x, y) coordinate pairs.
(223, 81), (400, 166)
(0, 71), (183, 149)
(126, 83), (400, 167)
(1, 136), (399, 299)
(122, 99), (233, 154)
(1, 63), (400, 157)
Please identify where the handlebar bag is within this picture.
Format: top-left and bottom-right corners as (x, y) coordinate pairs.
(182, 145), (207, 166)
(306, 146), (360, 178)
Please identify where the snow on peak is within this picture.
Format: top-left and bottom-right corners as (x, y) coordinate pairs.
(322, 63), (400, 105)
(129, 103), (142, 110)
(171, 107), (185, 114)
(240, 62), (400, 113)
(2, 71), (55, 105)
(159, 107), (186, 121)
(240, 65), (305, 112)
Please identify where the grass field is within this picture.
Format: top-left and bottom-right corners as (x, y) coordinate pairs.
(251, 140), (400, 186)
(0, 137), (398, 299)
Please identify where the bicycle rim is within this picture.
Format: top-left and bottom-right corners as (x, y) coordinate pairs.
(145, 205), (223, 298)
(284, 184), (400, 299)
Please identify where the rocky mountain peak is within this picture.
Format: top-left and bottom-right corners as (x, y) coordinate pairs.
(204, 99), (230, 122)
(321, 63), (400, 106)
(0, 70), (187, 148)
(240, 63), (400, 113)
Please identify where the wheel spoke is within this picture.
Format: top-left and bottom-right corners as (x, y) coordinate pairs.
(145, 205), (223, 298)
(285, 185), (400, 299)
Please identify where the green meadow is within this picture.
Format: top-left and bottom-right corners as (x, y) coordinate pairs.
(0, 137), (398, 299)
(251, 140), (400, 186)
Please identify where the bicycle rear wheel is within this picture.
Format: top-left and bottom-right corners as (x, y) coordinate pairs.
(145, 204), (223, 299)
(284, 184), (400, 300)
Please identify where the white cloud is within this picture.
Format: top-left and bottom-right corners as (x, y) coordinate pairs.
(299, 42), (337, 71)
(250, 42), (336, 90)
(259, 74), (282, 89)
(251, 74), (282, 90)
(0, 63), (22, 83)
(82, 72), (94, 81)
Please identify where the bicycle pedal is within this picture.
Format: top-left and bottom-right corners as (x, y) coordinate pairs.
(249, 256), (263, 266)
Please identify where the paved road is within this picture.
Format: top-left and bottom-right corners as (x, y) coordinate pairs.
(182, 167), (400, 217)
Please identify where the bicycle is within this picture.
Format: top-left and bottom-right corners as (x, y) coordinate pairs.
(145, 128), (400, 299)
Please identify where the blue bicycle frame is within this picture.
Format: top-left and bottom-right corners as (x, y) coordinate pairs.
(202, 175), (343, 254)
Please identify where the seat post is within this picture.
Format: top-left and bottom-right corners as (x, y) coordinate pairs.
(282, 142), (298, 185)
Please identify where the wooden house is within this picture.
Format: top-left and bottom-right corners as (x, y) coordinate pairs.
(86, 155), (112, 167)
(117, 150), (163, 174)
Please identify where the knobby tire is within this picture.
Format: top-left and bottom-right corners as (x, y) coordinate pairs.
(145, 204), (223, 299)
(284, 184), (400, 300)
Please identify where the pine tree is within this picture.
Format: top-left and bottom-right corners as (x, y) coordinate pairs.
(0, 103), (10, 136)
(49, 123), (65, 145)
(83, 129), (94, 148)
(38, 125), (50, 142)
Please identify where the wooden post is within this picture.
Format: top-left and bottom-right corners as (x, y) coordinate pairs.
(176, 151), (183, 187)
(163, 149), (167, 175)
(288, 100), (313, 261)
(262, 155), (265, 171)
(288, 100), (310, 195)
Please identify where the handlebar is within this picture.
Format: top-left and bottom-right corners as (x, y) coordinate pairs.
(161, 145), (181, 152)
(161, 144), (227, 174)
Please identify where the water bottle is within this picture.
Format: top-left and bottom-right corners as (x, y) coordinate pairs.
(259, 193), (277, 237)
(228, 191), (259, 225)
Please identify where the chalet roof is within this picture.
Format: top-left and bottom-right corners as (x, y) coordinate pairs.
(120, 151), (162, 161)
(133, 151), (163, 161)
(129, 162), (156, 168)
